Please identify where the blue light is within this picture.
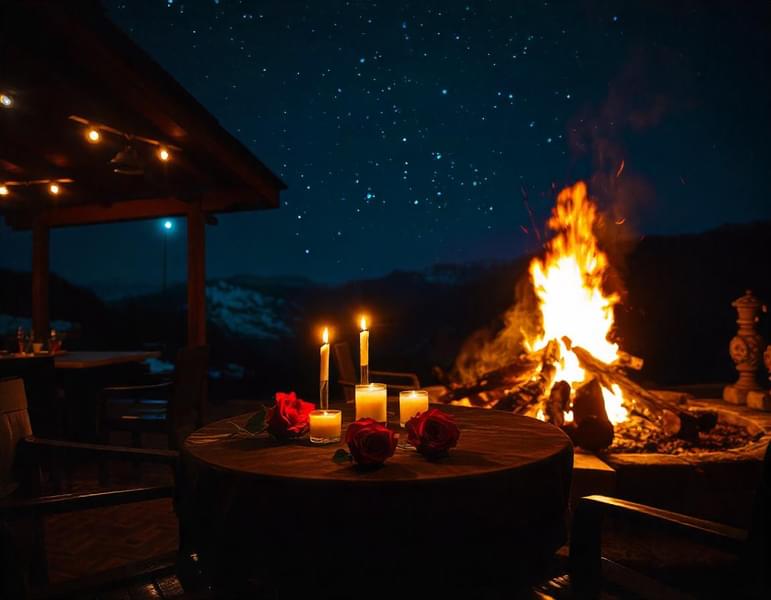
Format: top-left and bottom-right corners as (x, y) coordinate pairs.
(163, 220), (173, 231)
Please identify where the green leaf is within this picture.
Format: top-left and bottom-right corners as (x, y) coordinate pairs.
(332, 448), (352, 464)
(244, 405), (267, 434)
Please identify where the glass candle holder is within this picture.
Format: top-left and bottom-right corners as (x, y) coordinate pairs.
(399, 390), (429, 427)
(355, 383), (387, 423)
(309, 410), (342, 444)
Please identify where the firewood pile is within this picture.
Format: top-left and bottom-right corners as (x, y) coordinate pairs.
(437, 336), (754, 454)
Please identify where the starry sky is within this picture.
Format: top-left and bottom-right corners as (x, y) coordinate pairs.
(1, 0), (769, 291)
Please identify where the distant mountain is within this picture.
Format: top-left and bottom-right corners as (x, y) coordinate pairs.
(1, 221), (769, 399)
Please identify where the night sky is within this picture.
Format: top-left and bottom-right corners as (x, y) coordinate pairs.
(1, 0), (769, 292)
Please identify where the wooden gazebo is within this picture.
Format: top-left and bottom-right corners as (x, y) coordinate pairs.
(0, 0), (286, 346)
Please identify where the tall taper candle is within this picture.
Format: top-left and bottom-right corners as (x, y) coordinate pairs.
(320, 327), (329, 410)
(360, 316), (369, 384)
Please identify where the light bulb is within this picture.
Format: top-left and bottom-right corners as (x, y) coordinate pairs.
(158, 147), (170, 162)
(163, 220), (173, 230)
(0, 94), (12, 108)
(0, 185), (8, 196)
(48, 183), (60, 195)
(86, 128), (101, 143)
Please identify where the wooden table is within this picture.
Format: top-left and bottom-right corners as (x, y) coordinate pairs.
(182, 404), (573, 596)
(53, 351), (161, 369)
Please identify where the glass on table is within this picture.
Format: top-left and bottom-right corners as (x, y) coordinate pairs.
(309, 410), (342, 444)
(355, 383), (387, 423)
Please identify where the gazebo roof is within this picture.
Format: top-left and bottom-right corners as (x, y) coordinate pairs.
(0, 0), (286, 230)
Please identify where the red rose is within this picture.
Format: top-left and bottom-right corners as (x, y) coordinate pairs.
(345, 418), (397, 466)
(265, 392), (314, 439)
(406, 408), (460, 458)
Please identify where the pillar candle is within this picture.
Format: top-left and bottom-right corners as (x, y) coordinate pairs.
(359, 316), (369, 367)
(320, 327), (330, 382)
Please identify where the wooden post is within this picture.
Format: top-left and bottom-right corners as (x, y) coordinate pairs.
(32, 218), (50, 342)
(187, 202), (206, 347)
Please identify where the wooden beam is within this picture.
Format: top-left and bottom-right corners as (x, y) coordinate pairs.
(3, 188), (279, 230)
(187, 202), (206, 347)
(31, 218), (50, 342)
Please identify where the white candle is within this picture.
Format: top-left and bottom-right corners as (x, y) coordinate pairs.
(399, 390), (429, 427)
(355, 383), (387, 423)
(309, 409), (341, 443)
(359, 316), (369, 367)
(320, 327), (330, 382)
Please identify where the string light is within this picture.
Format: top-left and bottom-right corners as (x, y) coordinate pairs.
(48, 183), (60, 195)
(0, 185), (8, 196)
(68, 116), (181, 165)
(0, 94), (12, 108)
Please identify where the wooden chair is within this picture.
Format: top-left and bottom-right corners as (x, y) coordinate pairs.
(99, 347), (209, 451)
(0, 376), (199, 599)
(332, 341), (420, 403)
(569, 441), (770, 599)
(0, 355), (61, 438)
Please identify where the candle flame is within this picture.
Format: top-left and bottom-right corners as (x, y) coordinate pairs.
(360, 316), (368, 331)
(322, 327), (329, 344)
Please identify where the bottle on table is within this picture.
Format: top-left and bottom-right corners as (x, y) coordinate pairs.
(49, 328), (61, 354)
(16, 326), (26, 355)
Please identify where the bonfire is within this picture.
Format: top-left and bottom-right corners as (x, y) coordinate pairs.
(440, 181), (737, 452)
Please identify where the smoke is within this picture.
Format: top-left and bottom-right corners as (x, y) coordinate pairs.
(450, 49), (688, 383)
(452, 274), (540, 383)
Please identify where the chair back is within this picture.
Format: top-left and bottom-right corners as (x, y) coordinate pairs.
(0, 357), (56, 437)
(333, 342), (356, 403)
(0, 378), (32, 497)
(168, 346), (209, 451)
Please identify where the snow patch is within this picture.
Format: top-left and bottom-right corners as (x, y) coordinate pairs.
(207, 281), (292, 340)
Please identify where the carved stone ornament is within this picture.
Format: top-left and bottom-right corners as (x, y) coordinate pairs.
(724, 290), (765, 405)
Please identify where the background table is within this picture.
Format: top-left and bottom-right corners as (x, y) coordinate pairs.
(182, 403), (573, 596)
(54, 351), (160, 369)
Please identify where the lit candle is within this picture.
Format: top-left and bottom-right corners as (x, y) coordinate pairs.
(309, 409), (342, 444)
(399, 390), (429, 427)
(359, 316), (369, 384)
(320, 327), (330, 409)
(355, 383), (387, 423)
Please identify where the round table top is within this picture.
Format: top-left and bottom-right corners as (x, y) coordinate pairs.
(184, 403), (572, 484)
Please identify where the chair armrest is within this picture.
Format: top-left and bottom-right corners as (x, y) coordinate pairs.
(21, 436), (179, 465)
(577, 495), (747, 548)
(0, 485), (174, 518)
(370, 370), (420, 388)
(570, 494), (748, 597)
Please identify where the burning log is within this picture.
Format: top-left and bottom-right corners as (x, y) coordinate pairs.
(567, 340), (682, 436)
(573, 378), (609, 423)
(546, 381), (571, 426)
(571, 416), (614, 451)
(441, 354), (540, 402)
(613, 351), (644, 371)
(569, 378), (614, 450)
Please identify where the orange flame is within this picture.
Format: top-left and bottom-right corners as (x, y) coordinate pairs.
(527, 182), (628, 424)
